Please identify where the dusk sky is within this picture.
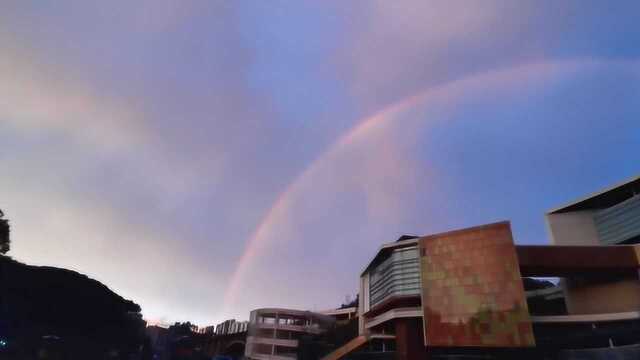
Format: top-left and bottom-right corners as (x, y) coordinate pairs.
(1, 1), (639, 326)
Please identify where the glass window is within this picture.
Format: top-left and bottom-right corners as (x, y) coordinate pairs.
(261, 316), (276, 324)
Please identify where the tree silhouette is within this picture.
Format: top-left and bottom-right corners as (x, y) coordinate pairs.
(0, 210), (9, 255)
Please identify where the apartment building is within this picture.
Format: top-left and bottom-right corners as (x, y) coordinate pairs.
(245, 308), (334, 360)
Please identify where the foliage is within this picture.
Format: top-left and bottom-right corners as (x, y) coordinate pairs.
(0, 210), (9, 254)
(168, 322), (198, 337)
(339, 294), (358, 309)
(0, 256), (145, 357)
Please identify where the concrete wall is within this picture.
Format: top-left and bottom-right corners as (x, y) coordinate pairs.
(565, 277), (640, 315)
(546, 211), (601, 246)
(359, 273), (369, 335)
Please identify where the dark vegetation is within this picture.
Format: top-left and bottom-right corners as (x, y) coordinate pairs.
(339, 294), (358, 309)
(0, 209), (147, 359)
(0, 256), (146, 358)
(298, 317), (359, 360)
(0, 210), (9, 254)
(147, 323), (212, 360)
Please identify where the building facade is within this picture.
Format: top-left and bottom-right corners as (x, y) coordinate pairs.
(322, 178), (640, 359)
(245, 308), (334, 360)
(356, 223), (538, 359)
(319, 307), (358, 325)
(545, 176), (640, 319)
(214, 319), (249, 336)
(546, 175), (640, 246)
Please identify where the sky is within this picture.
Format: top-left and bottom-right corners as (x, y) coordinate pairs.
(1, 1), (639, 326)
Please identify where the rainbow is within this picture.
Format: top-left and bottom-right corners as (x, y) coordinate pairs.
(221, 58), (613, 315)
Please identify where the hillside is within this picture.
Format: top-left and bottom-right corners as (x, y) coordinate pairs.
(0, 256), (145, 358)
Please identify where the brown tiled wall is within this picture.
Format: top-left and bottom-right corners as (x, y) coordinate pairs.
(420, 222), (535, 347)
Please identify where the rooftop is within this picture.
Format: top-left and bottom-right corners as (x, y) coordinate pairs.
(548, 175), (640, 214)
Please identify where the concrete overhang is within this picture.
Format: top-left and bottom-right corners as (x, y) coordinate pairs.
(516, 244), (640, 277)
(360, 237), (419, 276)
(531, 311), (640, 324)
(548, 175), (640, 214)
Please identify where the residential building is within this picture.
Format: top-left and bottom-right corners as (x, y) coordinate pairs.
(245, 308), (334, 360)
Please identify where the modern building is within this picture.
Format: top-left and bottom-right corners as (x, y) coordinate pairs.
(219, 176), (640, 359)
(353, 222), (542, 359)
(321, 178), (640, 360)
(545, 175), (640, 320)
(547, 175), (640, 246)
(319, 307), (358, 325)
(245, 308), (334, 360)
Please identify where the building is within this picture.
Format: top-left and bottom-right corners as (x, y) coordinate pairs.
(322, 176), (640, 359)
(245, 308), (334, 360)
(546, 175), (640, 247)
(355, 235), (426, 358)
(203, 318), (250, 358)
(202, 325), (216, 335)
(212, 319), (248, 336)
(319, 307), (358, 325)
(354, 223), (544, 359)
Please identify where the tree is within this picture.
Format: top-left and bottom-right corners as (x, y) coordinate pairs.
(0, 210), (9, 255)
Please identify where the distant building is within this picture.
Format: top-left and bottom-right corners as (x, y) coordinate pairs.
(214, 319), (249, 336)
(245, 308), (334, 359)
(202, 325), (216, 335)
(319, 307), (358, 325)
(203, 318), (249, 358)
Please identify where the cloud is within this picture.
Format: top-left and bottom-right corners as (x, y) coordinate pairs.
(0, 164), (221, 323)
(0, 5), (269, 324)
(0, 44), (147, 152)
(334, 0), (640, 115)
(2, 1), (640, 326)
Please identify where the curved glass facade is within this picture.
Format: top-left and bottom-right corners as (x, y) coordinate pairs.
(369, 246), (421, 308)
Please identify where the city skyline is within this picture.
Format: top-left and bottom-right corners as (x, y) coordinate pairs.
(1, 1), (640, 326)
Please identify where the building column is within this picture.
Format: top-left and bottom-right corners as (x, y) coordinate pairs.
(395, 318), (428, 360)
(272, 312), (278, 356)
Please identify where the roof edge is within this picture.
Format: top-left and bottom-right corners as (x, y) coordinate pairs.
(547, 174), (640, 215)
